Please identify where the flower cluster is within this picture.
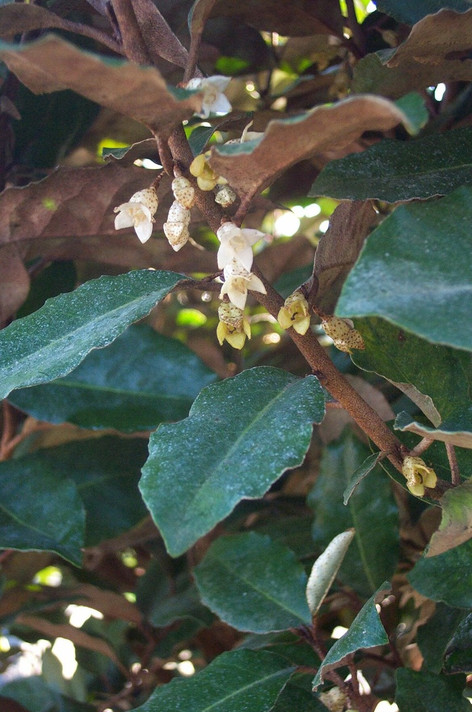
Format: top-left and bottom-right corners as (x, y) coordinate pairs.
(113, 187), (158, 244)
(216, 222), (266, 349)
(163, 176), (195, 251)
(402, 456), (437, 497)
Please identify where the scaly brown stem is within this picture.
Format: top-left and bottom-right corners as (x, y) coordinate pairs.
(446, 442), (461, 485)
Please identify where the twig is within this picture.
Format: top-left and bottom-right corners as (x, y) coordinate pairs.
(446, 442), (461, 485)
(411, 437), (434, 456)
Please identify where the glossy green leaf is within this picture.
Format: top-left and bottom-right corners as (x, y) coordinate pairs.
(194, 532), (311, 633)
(306, 529), (355, 617)
(0, 270), (183, 401)
(418, 603), (466, 674)
(9, 325), (216, 431)
(0, 453), (85, 565)
(22, 438), (148, 546)
(141, 367), (325, 557)
(308, 430), (399, 596)
(377, 0), (472, 24)
(352, 318), (472, 444)
(336, 187), (472, 351)
(409, 539), (472, 608)
(310, 127), (472, 202)
(444, 612), (472, 674)
(17, 261), (76, 318)
(312, 582), (390, 688)
(394, 92), (428, 134)
(132, 649), (294, 712)
(395, 669), (469, 712)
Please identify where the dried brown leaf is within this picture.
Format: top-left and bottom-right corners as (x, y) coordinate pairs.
(209, 96), (409, 203)
(311, 200), (378, 312)
(17, 613), (125, 671)
(0, 35), (202, 135)
(208, 0), (343, 36)
(0, 244), (29, 323)
(354, 9), (472, 97)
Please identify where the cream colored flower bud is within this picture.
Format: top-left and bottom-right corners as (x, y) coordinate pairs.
(168, 199), (190, 225)
(215, 185), (237, 208)
(172, 176), (195, 209)
(163, 221), (190, 251)
(321, 315), (365, 353)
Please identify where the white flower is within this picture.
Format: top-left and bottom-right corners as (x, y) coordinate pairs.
(114, 187), (158, 244)
(216, 222), (265, 272)
(219, 259), (266, 310)
(186, 75), (232, 118)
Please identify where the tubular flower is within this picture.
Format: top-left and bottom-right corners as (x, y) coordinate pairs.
(321, 315), (365, 353)
(186, 75), (232, 118)
(277, 291), (311, 335)
(219, 259), (266, 310)
(402, 456), (437, 497)
(113, 187), (158, 243)
(189, 153), (223, 191)
(216, 222), (265, 272)
(216, 302), (251, 350)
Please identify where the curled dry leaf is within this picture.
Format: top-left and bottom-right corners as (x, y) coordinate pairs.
(354, 9), (472, 97)
(0, 35), (202, 135)
(209, 95), (410, 203)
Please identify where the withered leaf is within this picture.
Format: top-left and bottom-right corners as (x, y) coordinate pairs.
(209, 96), (410, 203)
(354, 9), (472, 97)
(0, 35), (202, 135)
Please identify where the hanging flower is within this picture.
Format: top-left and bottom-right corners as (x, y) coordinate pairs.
(215, 184), (237, 208)
(402, 456), (437, 497)
(186, 75), (232, 118)
(172, 176), (195, 209)
(219, 259), (266, 310)
(163, 200), (191, 251)
(321, 315), (365, 353)
(216, 302), (251, 350)
(277, 291), (311, 335)
(216, 222), (265, 272)
(113, 187), (158, 244)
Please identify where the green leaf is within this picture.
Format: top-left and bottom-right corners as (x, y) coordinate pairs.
(427, 481), (472, 556)
(0, 453), (85, 565)
(308, 430), (399, 596)
(272, 675), (327, 712)
(395, 669), (470, 712)
(141, 367), (325, 557)
(343, 452), (381, 505)
(408, 539), (472, 608)
(0, 676), (95, 712)
(336, 187), (472, 352)
(394, 92), (428, 134)
(0, 270), (183, 401)
(351, 318), (472, 445)
(305, 529), (355, 617)
(22, 437), (148, 547)
(9, 325), (216, 431)
(132, 649), (294, 712)
(194, 532), (311, 633)
(17, 261), (76, 319)
(443, 612), (472, 674)
(0, 36), (202, 132)
(377, 0), (472, 24)
(418, 603), (466, 674)
(310, 127), (472, 202)
(312, 582), (390, 688)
